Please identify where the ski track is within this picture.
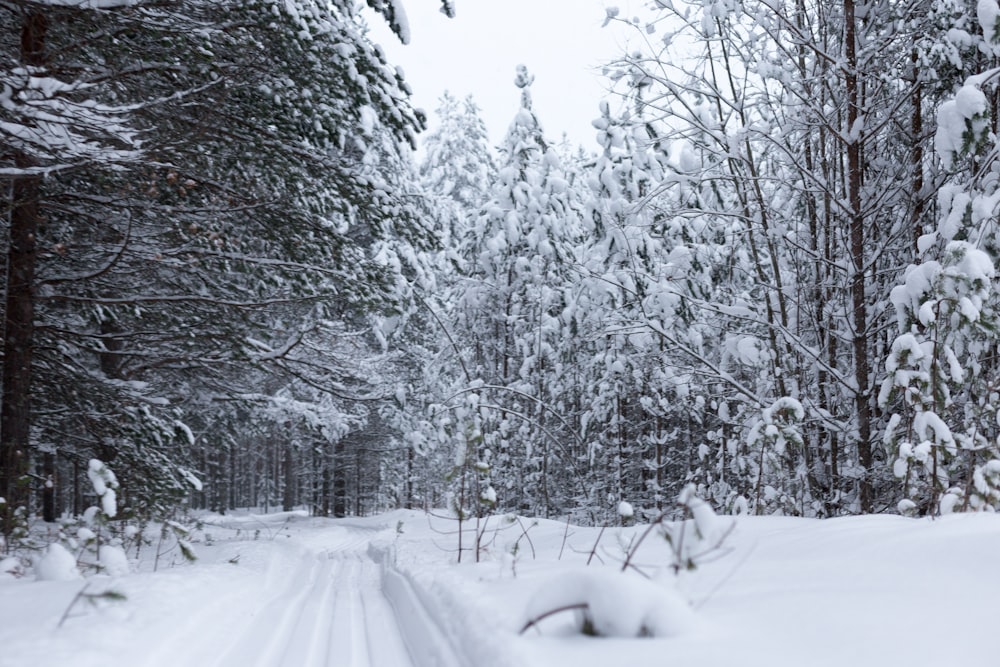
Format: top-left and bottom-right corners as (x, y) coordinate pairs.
(216, 528), (414, 667)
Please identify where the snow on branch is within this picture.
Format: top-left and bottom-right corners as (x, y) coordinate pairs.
(0, 67), (140, 167)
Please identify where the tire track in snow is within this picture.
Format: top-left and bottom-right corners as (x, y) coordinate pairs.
(359, 567), (415, 667)
(271, 556), (338, 667)
(324, 552), (413, 667)
(217, 531), (415, 667)
(214, 549), (330, 667)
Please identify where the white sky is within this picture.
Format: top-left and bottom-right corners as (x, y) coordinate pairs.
(367, 0), (648, 151)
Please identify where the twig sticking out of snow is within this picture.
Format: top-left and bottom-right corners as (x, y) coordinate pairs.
(520, 603), (590, 635)
(620, 486), (735, 576)
(56, 582), (126, 629)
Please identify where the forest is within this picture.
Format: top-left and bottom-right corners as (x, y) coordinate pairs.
(3, 0), (1000, 548)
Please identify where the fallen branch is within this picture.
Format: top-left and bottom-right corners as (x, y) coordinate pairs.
(519, 603), (589, 635)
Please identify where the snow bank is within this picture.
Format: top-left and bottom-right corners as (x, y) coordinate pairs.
(98, 545), (130, 577)
(523, 569), (700, 638)
(5, 510), (1000, 667)
(373, 544), (463, 667)
(35, 543), (81, 582)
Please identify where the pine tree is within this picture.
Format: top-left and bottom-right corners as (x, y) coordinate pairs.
(443, 67), (586, 517)
(1, 0), (443, 534)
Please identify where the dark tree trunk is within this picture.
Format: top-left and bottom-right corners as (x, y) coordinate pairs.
(282, 440), (295, 512)
(354, 448), (362, 517)
(72, 460), (81, 516)
(321, 455), (331, 517)
(405, 446), (413, 510)
(332, 437), (346, 518)
(1, 10), (47, 538)
(910, 50), (925, 251)
(845, 0), (874, 513)
(41, 451), (54, 522)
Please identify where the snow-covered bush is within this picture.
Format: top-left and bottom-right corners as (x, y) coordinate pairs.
(521, 569), (699, 638)
(881, 241), (1000, 513)
(745, 398), (806, 515)
(522, 487), (728, 638)
(98, 545), (131, 577)
(35, 543), (82, 582)
(629, 485), (735, 575)
(39, 459), (139, 577)
(87, 459), (119, 520)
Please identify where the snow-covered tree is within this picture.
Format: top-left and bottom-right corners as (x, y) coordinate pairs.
(881, 3), (1000, 514)
(591, 0), (985, 516)
(0, 0), (444, 534)
(420, 92), (497, 248)
(442, 66), (586, 517)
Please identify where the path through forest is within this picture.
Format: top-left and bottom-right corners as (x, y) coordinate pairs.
(215, 527), (415, 667)
(7, 510), (1000, 667)
(0, 515), (462, 667)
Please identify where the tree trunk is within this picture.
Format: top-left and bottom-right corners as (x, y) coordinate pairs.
(844, 0), (874, 512)
(405, 446), (413, 510)
(282, 440), (295, 511)
(332, 437), (346, 518)
(41, 451), (54, 522)
(1, 10), (47, 538)
(909, 50), (925, 251)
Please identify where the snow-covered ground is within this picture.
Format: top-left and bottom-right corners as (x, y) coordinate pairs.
(2, 508), (999, 667)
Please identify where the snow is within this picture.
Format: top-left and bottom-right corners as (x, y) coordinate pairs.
(523, 569), (699, 638)
(86, 459), (118, 519)
(0, 556), (23, 579)
(36, 0), (136, 6)
(935, 84), (988, 166)
(98, 545), (131, 577)
(34, 543), (81, 582)
(2, 509), (1000, 666)
(358, 104), (378, 137)
(481, 485), (498, 504)
(388, 0), (411, 44)
(979, 0), (1000, 47)
(174, 420), (196, 446)
(178, 467), (203, 492)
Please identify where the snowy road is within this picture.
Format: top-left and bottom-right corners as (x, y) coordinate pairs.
(148, 518), (462, 667)
(200, 523), (433, 667)
(219, 548), (413, 667)
(9, 509), (1000, 667)
(0, 515), (463, 667)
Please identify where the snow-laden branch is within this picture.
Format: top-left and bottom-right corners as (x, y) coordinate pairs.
(0, 67), (140, 165)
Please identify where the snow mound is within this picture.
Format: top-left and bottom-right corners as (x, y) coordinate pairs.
(98, 545), (131, 577)
(200, 509), (308, 530)
(523, 569), (699, 638)
(35, 543), (81, 582)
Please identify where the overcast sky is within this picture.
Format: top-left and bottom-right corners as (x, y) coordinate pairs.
(368, 1), (648, 152)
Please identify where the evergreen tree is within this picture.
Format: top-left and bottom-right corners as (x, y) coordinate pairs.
(881, 2), (1000, 514)
(1, 0), (442, 535)
(441, 67), (586, 517)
